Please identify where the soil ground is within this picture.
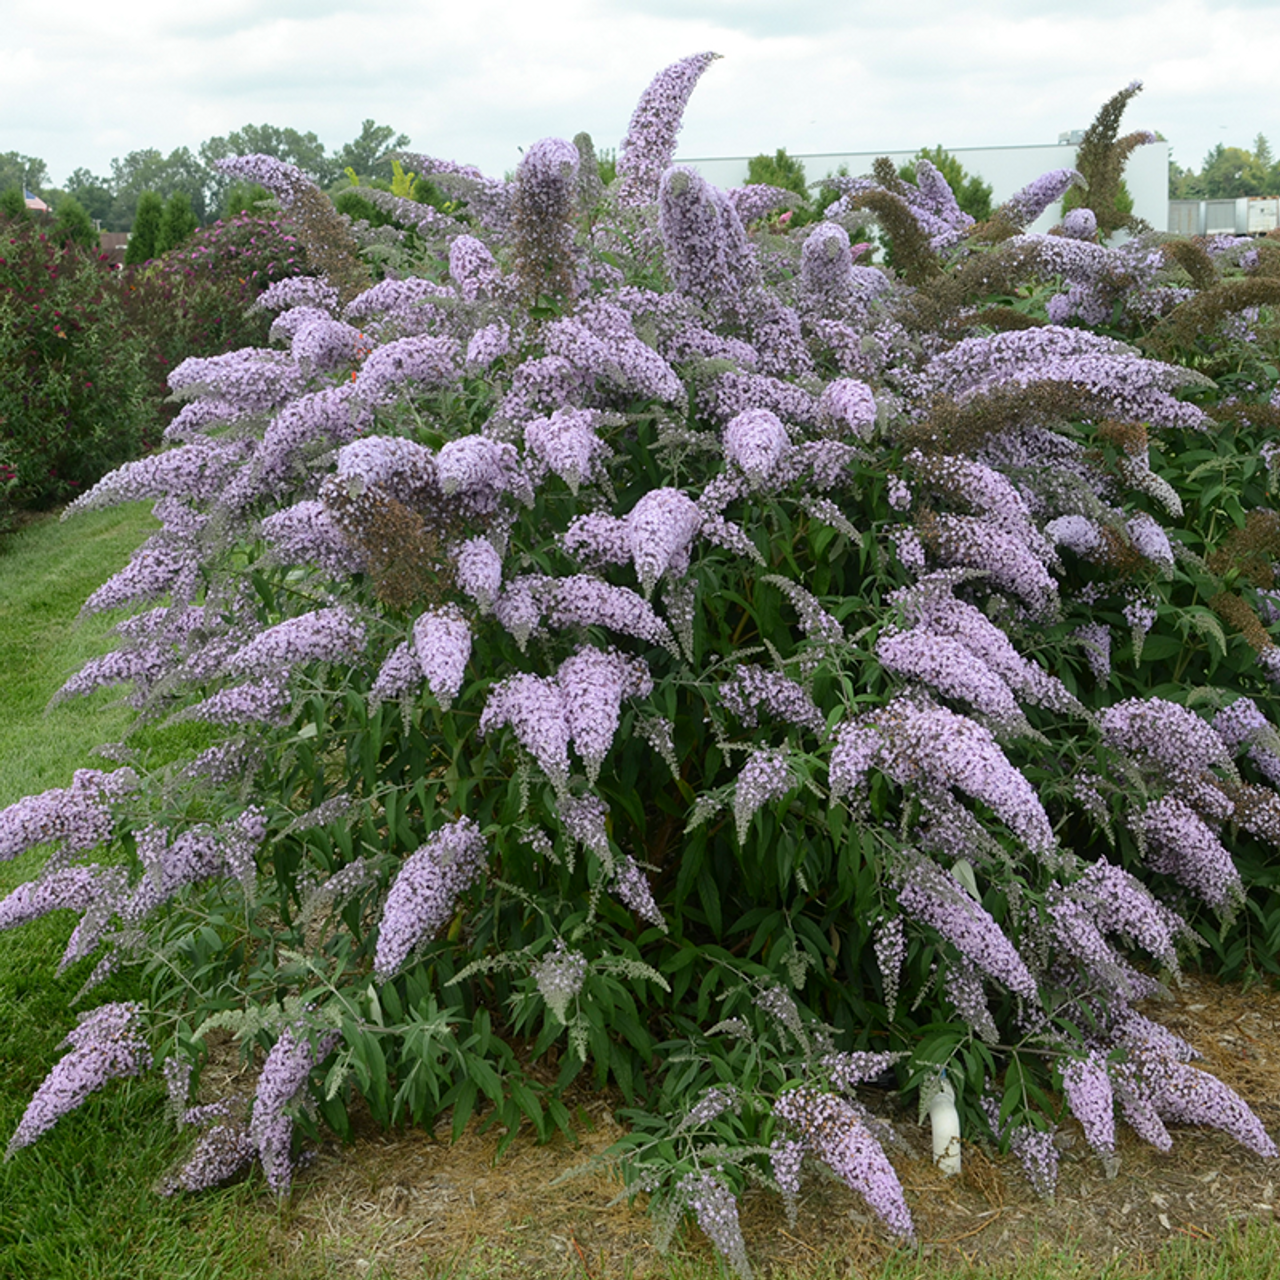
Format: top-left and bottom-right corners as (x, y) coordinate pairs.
(244, 971), (1280, 1278)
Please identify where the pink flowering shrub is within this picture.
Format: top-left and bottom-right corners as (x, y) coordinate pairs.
(8, 57), (1280, 1272)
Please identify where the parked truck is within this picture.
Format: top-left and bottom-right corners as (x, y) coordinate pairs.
(1169, 197), (1280, 237)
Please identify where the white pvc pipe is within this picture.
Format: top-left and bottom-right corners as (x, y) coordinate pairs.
(928, 1075), (962, 1176)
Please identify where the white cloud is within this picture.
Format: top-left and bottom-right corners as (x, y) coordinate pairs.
(5, 0), (1278, 189)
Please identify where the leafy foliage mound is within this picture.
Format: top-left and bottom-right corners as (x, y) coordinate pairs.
(6, 56), (1280, 1277)
(0, 219), (153, 523)
(118, 213), (316, 421)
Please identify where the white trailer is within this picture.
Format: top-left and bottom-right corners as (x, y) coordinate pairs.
(1168, 197), (1280, 236)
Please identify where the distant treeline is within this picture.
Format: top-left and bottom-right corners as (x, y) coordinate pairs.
(0, 120), (411, 232)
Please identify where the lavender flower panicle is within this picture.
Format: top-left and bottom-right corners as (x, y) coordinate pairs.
(893, 856), (1038, 999)
(1060, 1052), (1116, 1163)
(734, 747), (794, 843)
(374, 817), (487, 980)
(626, 488), (702, 595)
(556, 646), (653, 784)
(479, 673), (572, 790)
(616, 53), (721, 206)
(530, 940), (588, 1025)
(249, 1022), (341, 1195)
(677, 1171), (753, 1280)
(8, 1003), (151, 1157)
(413, 606), (472, 711)
(772, 1086), (914, 1239)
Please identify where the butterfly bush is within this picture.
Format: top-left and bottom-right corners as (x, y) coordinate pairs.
(9, 53), (1280, 1270)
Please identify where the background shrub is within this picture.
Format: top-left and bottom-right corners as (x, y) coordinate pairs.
(117, 213), (315, 419)
(0, 218), (153, 526)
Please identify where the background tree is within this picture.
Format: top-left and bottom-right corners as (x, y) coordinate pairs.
(64, 168), (114, 227)
(0, 152), (49, 201)
(334, 119), (410, 183)
(0, 188), (30, 223)
(1200, 143), (1271, 197)
(746, 148), (809, 199)
(50, 195), (99, 251)
(1168, 135), (1280, 200)
(898, 145), (993, 221)
(124, 191), (163, 264)
(108, 148), (209, 232)
(156, 190), (199, 255)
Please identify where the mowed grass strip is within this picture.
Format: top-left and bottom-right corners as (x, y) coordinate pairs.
(0, 504), (287, 1280)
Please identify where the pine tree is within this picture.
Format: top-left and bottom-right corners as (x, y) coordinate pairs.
(156, 191), (198, 255)
(125, 191), (163, 264)
(51, 196), (99, 252)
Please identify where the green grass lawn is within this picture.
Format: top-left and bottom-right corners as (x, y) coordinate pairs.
(0, 505), (290, 1280)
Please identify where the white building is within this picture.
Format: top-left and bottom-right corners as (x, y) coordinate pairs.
(678, 141), (1170, 235)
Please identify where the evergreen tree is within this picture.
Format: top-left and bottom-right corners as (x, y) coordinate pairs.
(156, 190), (199, 254)
(125, 191), (163, 264)
(746, 148), (809, 199)
(0, 188), (31, 223)
(50, 196), (99, 251)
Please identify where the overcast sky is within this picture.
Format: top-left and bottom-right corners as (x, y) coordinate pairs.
(7, 0), (1278, 188)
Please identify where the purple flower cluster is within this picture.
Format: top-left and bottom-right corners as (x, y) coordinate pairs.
(374, 817), (487, 979)
(448, 234), (501, 299)
(0, 768), (135, 865)
(523, 408), (610, 493)
(616, 53), (721, 206)
(611, 853), (666, 929)
(530, 940), (588, 1024)
(923, 514), (1057, 615)
(772, 1086), (914, 1238)
(183, 678), (292, 728)
(452, 536), (503, 611)
(556, 646), (653, 783)
(831, 696), (1055, 856)
(480, 673), (573, 789)
(8, 1003), (151, 1157)
(893, 576), (1081, 713)
(876, 626), (1022, 723)
(249, 1022), (341, 1194)
(169, 349), (303, 416)
(466, 320), (511, 370)
(541, 575), (678, 654)
(817, 378), (878, 440)
(997, 170), (1084, 229)
(1138, 795), (1242, 909)
(227, 608), (366, 676)
(1099, 698), (1231, 817)
(64, 440), (241, 515)
(892, 855), (1038, 999)
(413, 606), (472, 711)
(260, 500), (365, 578)
(1060, 1052), (1116, 1161)
(719, 664), (824, 734)
(733, 747), (794, 842)
(626, 488), (702, 595)
(677, 1171), (753, 1280)
(355, 335), (459, 401)
(981, 1095), (1060, 1198)
(723, 408), (791, 485)
(659, 167), (757, 323)
(1117, 1044), (1277, 1158)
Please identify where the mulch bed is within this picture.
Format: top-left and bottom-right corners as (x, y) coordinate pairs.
(255, 971), (1280, 1277)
